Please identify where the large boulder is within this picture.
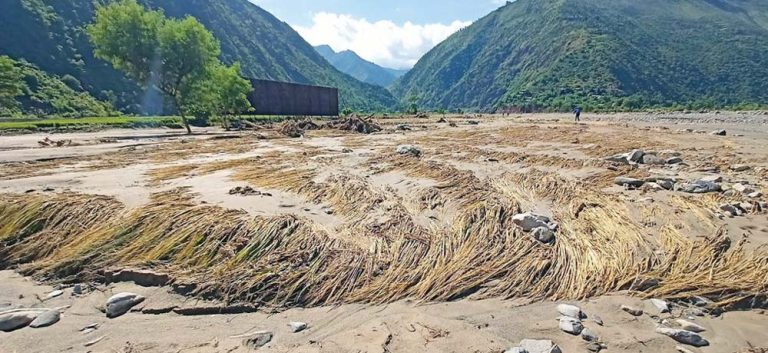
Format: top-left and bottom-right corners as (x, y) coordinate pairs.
(0, 309), (45, 332)
(106, 292), (146, 318)
(29, 309), (60, 328)
(656, 327), (709, 347)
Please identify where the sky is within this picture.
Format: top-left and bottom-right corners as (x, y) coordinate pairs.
(249, 0), (508, 70)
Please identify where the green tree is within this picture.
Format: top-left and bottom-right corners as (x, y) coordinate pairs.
(406, 94), (419, 114)
(186, 63), (252, 130)
(0, 56), (25, 113)
(88, 0), (223, 134)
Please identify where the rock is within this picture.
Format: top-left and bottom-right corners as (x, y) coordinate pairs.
(519, 339), (562, 353)
(512, 213), (551, 232)
(0, 310), (39, 332)
(677, 180), (721, 193)
(720, 204), (742, 216)
(396, 145), (421, 157)
(556, 304), (583, 319)
(396, 124), (411, 131)
(605, 154), (629, 164)
(627, 149), (645, 163)
(581, 328), (598, 341)
(586, 342), (604, 352)
(558, 316), (583, 335)
(649, 298), (670, 313)
(621, 305), (643, 316)
(730, 164), (751, 172)
(642, 154), (665, 165)
(289, 321), (307, 333)
(239, 331), (273, 349)
(107, 269), (170, 287)
(73, 284), (83, 295)
(733, 183), (755, 194)
(655, 327), (709, 347)
(531, 227), (555, 243)
(614, 177), (645, 188)
(710, 129), (726, 136)
(657, 180), (674, 190)
(46, 290), (64, 299)
(701, 175), (723, 183)
(676, 319), (706, 333)
(592, 315), (603, 326)
(748, 191), (763, 198)
(686, 307), (706, 317)
(504, 348), (528, 353)
(105, 292), (146, 318)
(341, 148), (353, 153)
(666, 157), (684, 165)
(29, 309), (60, 328)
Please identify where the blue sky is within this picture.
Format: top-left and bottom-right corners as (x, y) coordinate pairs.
(249, 0), (508, 69)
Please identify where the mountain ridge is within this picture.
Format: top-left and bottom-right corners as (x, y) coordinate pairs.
(394, 0), (768, 111)
(314, 45), (408, 87)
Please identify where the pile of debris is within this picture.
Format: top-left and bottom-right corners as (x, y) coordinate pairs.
(228, 186), (270, 197)
(278, 119), (319, 138)
(38, 137), (73, 148)
(324, 115), (381, 134)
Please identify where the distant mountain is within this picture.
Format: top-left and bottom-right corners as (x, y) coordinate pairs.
(393, 0), (768, 112)
(315, 45), (408, 87)
(0, 0), (397, 115)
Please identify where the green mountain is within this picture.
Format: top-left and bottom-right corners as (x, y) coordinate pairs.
(0, 57), (115, 117)
(393, 0), (768, 112)
(314, 45), (408, 87)
(0, 0), (396, 115)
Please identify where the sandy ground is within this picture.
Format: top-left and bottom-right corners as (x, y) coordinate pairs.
(1, 112), (768, 352)
(1, 271), (767, 353)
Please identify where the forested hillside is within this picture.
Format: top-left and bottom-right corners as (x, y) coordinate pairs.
(0, 0), (396, 115)
(393, 0), (768, 112)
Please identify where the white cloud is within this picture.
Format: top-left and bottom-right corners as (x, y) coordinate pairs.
(293, 12), (470, 70)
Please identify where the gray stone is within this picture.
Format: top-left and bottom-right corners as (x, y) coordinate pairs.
(748, 191), (763, 198)
(512, 213), (551, 232)
(241, 331), (273, 349)
(556, 304), (582, 319)
(289, 321), (307, 333)
(531, 227), (555, 243)
(666, 157), (684, 165)
(710, 129), (727, 136)
(73, 284), (83, 295)
(29, 309), (60, 328)
(657, 180), (674, 190)
(621, 305), (643, 316)
(0, 309), (45, 332)
(396, 145), (421, 157)
(519, 339), (562, 353)
(649, 298), (670, 313)
(627, 149), (645, 163)
(677, 180), (721, 193)
(730, 164), (751, 172)
(723, 190), (737, 197)
(720, 204), (741, 216)
(105, 292), (146, 318)
(592, 315), (604, 326)
(581, 328), (598, 341)
(676, 319), (706, 333)
(655, 327), (709, 347)
(558, 316), (583, 335)
(642, 154), (665, 165)
(605, 154), (629, 164)
(586, 342), (604, 352)
(614, 177), (645, 188)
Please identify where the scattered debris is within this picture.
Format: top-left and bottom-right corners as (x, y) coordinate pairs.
(677, 180), (721, 193)
(84, 336), (105, 347)
(38, 137), (73, 147)
(228, 186), (262, 196)
(325, 115), (381, 134)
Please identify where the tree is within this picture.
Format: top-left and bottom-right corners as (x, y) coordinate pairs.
(186, 63), (252, 129)
(88, 0), (223, 134)
(0, 56), (25, 113)
(406, 94), (419, 114)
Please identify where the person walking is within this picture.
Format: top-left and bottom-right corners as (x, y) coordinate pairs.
(573, 106), (582, 122)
